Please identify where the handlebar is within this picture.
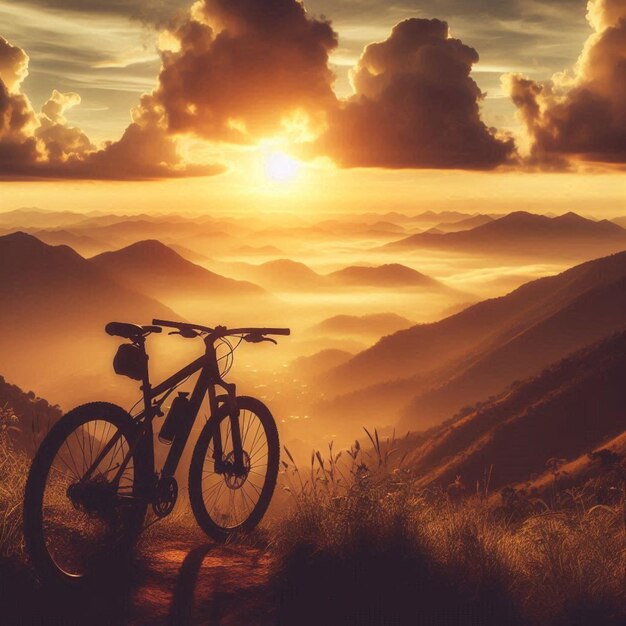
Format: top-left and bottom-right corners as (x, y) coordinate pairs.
(152, 319), (290, 338)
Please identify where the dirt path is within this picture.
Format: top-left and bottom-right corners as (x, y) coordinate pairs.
(1, 533), (277, 626)
(128, 537), (275, 626)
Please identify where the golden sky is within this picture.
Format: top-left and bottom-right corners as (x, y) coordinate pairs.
(0, 0), (624, 216)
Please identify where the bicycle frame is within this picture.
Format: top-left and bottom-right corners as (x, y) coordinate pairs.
(86, 332), (242, 497)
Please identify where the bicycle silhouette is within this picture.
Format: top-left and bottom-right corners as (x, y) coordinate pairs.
(24, 319), (289, 584)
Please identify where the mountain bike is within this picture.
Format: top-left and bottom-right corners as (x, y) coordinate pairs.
(23, 318), (289, 584)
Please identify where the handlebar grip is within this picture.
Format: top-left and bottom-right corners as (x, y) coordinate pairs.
(263, 328), (290, 336)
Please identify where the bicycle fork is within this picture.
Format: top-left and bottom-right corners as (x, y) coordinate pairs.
(211, 382), (245, 475)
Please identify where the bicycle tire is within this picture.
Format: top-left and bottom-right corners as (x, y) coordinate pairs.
(23, 402), (151, 585)
(188, 396), (279, 542)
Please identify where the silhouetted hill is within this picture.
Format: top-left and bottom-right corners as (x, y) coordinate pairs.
(0, 233), (176, 323)
(385, 211), (626, 258)
(30, 228), (107, 256)
(403, 332), (626, 493)
(310, 313), (413, 337)
(237, 259), (325, 291)
(322, 250), (626, 396)
(400, 272), (626, 428)
(91, 240), (264, 298)
(0, 232), (179, 398)
(0, 208), (90, 229)
(291, 349), (354, 380)
(432, 214), (495, 233)
(236, 245), (284, 256)
(327, 264), (442, 288)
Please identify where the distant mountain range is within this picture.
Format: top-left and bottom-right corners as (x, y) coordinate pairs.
(0, 232), (179, 400)
(429, 214), (495, 233)
(318, 249), (626, 430)
(385, 211), (626, 259)
(91, 240), (264, 299)
(224, 259), (449, 292)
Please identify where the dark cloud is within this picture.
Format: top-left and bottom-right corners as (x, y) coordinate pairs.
(150, 0), (338, 143)
(0, 36), (222, 180)
(505, 0), (626, 166)
(311, 18), (514, 169)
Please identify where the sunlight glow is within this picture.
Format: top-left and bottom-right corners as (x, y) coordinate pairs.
(264, 151), (300, 183)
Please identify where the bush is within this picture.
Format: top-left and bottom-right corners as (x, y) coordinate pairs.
(271, 437), (626, 626)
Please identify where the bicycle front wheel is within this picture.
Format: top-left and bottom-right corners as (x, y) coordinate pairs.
(23, 402), (150, 584)
(188, 396), (279, 541)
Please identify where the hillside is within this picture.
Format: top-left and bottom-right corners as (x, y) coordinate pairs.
(310, 313), (413, 337)
(0, 232), (178, 401)
(403, 332), (626, 493)
(431, 214), (495, 233)
(400, 274), (626, 427)
(327, 264), (442, 288)
(0, 232), (177, 326)
(91, 240), (264, 298)
(322, 250), (626, 395)
(29, 228), (107, 256)
(236, 259), (325, 291)
(385, 211), (626, 258)
(291, 349), (354, 379)
(0, 375), (62, 453)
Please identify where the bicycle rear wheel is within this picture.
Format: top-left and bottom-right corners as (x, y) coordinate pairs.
(23, 402), (150, 584)
(188, 396), (279, 542)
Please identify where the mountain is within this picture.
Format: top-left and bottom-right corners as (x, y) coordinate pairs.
(0, 208), (91, 229)
(291, 349), (354, 380)
(228, 259), (446, 292)
(400, 271), (626, 428)
(0, 232), (179, 400)
(432, 214), (495, 233)
(403, 332), (626, 493)
(611, 216), (626, 228)
(90, 240), (264, 299)
(322, 249), (626, 397)
(412, 211), (472, 223)
(310, 313), (414, 337)
(236, 259), (325, 291)
(327, 264), (443, 289)
(385, 211), (626, 258)
(29, 228), (108, 256)
(168, 244), (213, 265)
(236, 245), (284, 256)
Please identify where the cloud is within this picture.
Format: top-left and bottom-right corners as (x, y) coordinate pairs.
(505, 0), (626, 166)
(311, 18), (514, 169)
(0, 36), (29, 91)
(148, 0), (338, 143)
(18, 0), (190, 25)
(0, 35), (222, 179)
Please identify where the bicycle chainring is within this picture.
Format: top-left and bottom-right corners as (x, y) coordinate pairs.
(152, 476), (178, 518)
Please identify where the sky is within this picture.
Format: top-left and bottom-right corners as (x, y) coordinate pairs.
(0, 0), (624, 216)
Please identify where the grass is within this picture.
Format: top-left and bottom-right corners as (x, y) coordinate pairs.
(271, 432), (626, 626)
(1, 407), (624, 625)
(0, 405), (29, 560)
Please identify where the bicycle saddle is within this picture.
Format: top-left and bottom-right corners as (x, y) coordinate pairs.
(105, 322), (161, 339)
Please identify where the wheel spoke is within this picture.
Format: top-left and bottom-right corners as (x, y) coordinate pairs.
(197, 407), (275, 533)
(39, 416), (139, 578)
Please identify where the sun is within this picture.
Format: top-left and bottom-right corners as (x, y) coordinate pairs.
(264, 151), (300, 183)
